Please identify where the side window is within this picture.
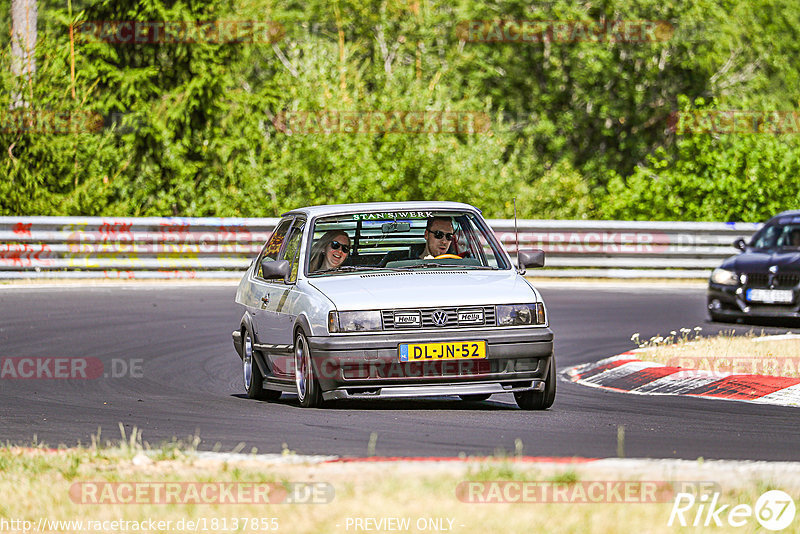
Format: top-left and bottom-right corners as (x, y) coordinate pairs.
(466, 214), (506, 269)
(777, 225), (800, 247)
(257, 218), (292, 278)
(279, 219), (306, 283)
(753, 225), (780, 249)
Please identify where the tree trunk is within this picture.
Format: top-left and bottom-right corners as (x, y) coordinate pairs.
(11, 0), (38, 108)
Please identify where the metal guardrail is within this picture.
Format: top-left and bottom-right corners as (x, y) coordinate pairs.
(0, 216), (761, 279)
(487, 219), (762, 279)
(0, 217), (276, 280)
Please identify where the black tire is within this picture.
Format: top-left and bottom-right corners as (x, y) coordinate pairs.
(459, 394), (492, 402)
(242, 329), (281, 401)
(294, 330), (323, 408)
(514, 356), (556, 410)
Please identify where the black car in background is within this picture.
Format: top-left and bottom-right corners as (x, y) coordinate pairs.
(708, 210), (800, 322)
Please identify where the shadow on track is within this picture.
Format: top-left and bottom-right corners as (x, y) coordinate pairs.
(230, 394), (522, 411)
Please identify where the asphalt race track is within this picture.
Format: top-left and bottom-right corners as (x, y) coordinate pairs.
(1, 284), (798, 460)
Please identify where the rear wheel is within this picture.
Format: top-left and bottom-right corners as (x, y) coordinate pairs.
(459, 394), (492, 402)
(242, 329), (281, 400)
(294, 330), (323, 408)
(514, 357), (556, 410)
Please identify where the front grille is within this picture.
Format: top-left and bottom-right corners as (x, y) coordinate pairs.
(744, 272), (800, 288)
(381, 306), (496, 330)
(745, 273), (768, 287)
(777, 274), (800, 287)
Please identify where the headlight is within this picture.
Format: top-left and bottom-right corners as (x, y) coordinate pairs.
(328, 311), (382, 333)
(710, 268), (739, 286)
(496, 303), (546, 326)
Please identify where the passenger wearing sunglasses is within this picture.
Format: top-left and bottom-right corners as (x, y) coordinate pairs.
(310, 230), (351, 272)
(421, 217), (455, 259)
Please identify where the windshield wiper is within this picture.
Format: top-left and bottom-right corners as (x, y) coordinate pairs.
(398, 262), (496, 270)
(317, 266), (377, 273)
(315, 265), (406, 274)
(396, 262), (448, 269)
(398, 263), (467, 269)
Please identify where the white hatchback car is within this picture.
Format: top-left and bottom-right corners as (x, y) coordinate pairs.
(232, 201), (555, 409)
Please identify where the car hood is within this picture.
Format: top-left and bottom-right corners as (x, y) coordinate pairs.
(722, 250), (800, 272)
(307, 270), (537, 310)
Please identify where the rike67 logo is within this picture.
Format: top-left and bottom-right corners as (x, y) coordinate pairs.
(669, 490), (796, 531)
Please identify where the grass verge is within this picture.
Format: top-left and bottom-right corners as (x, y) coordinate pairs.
(628, 330), (800, 377)
(2, 432), (799, 534)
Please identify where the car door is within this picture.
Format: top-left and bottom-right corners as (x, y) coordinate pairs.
(247, 217), (292, 341)
(255, 217), (306, 377)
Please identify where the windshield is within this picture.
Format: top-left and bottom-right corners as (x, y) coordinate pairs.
(305, 210), (510, 276)
(750, 218), (800, 249)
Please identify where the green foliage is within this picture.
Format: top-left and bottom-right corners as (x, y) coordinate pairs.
(600, 98), (800, 221)
(0, 34), (126, 215)
(1, 0), (798, 220)
(512, 160), (595, 219)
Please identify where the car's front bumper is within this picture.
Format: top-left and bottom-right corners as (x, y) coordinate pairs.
(306, 327), (554, 399)
(323, 379), (545, 400)
(708, 283), (800, 319)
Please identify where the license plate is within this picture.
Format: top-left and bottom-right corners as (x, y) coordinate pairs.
(746, 288), (795, 304)
(398, 341), (486, 362)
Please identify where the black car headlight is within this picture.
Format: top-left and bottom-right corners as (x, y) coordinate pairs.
(328, 311), (382, 333)
(710, 268), (739, 286)
(496, 303), (546, 326)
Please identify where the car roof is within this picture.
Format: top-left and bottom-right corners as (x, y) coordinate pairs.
(281, 201), (481, 218)
(771, 210), (800, 220)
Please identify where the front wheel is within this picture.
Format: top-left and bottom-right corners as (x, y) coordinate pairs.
(514, 356), (556, 410)
(294, 331), (323, 408)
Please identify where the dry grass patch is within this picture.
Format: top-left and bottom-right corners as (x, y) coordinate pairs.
(2, 438), (800, 534)
(629, 330), (800, 377)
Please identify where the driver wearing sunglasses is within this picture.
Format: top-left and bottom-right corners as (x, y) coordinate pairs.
(421, 217), (455, 259)
(310, 230), (351, 272)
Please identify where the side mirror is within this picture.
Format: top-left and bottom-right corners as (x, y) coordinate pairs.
(261, 259), (291, 282)
(733, 238), (747, 251)
(518, 249), (545, 269)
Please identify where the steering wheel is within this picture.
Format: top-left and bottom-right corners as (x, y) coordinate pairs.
(434, 254), (462, 259)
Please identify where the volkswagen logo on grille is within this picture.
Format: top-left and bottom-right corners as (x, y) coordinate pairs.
(431, 309), (448, 327)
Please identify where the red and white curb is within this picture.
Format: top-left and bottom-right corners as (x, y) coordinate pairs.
(565, 352), (800, 408)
